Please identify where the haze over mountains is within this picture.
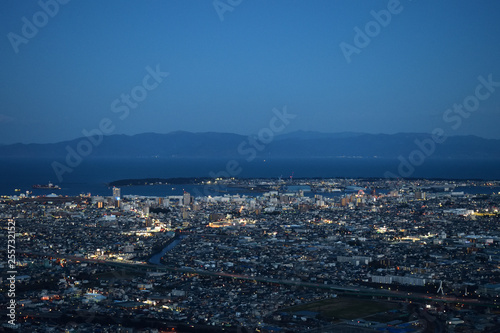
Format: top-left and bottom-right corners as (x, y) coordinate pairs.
(1, 131), (499, 160)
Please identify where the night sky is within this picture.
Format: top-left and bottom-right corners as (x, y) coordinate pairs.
(1, 0), (500, 144)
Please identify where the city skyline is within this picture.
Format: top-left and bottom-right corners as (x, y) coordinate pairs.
(3, 177), (500, 331)
(1, 0), (500, 144)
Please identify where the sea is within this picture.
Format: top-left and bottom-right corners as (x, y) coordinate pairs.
(1, 157), (500, 197)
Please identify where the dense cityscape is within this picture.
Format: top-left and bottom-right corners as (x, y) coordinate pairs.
(1, 178), (499, 332)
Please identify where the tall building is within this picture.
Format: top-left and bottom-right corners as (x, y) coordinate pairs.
(183, 191), (192, 206)
(113, 187), (121, 200)
(415, 191), (426, 200)
(113, 187), (121, 207)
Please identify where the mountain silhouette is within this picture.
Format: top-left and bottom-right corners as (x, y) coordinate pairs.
(1, 131), (499, 160)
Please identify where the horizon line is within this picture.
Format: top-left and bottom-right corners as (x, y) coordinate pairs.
(0, 130), (496, 146)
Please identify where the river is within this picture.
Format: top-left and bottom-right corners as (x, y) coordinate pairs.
(148, 234), (187, 265)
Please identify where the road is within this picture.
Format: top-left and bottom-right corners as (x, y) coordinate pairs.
(20, 250), (497, 308)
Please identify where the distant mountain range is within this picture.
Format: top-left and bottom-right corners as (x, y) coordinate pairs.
(1, 131), (499, 160)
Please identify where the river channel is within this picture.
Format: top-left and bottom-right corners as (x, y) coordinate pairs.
(148, 234), (187, 265)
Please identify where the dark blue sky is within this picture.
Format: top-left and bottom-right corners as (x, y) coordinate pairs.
(1, 0), (500, 144)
